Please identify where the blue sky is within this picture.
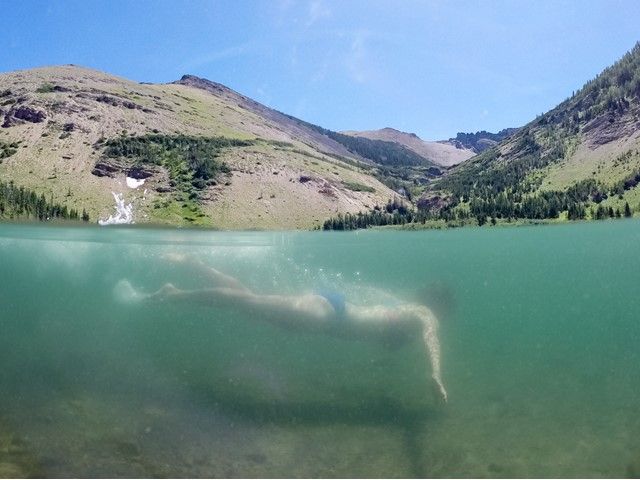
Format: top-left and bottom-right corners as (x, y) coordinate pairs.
(1, 0), (639, 140)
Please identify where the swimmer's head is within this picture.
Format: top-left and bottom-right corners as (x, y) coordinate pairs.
(414, 280), (456, 321)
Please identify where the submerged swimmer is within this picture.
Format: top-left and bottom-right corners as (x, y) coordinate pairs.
(116, 254), (448, 402)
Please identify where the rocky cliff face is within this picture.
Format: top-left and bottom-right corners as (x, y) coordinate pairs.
(447, 128), (519, 153)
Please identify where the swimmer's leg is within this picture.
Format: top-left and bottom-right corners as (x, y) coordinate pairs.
(144, 284), (257, 308)
(163, 253), (250, 292)
(143, 284), (329, 329)
(113, 280), (179, 304)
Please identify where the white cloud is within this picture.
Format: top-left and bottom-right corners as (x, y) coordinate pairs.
(306, 0), (331, 27)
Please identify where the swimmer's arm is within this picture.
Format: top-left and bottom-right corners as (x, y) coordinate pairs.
(347, 304), (448, 402)
(419, 309), (448, 403)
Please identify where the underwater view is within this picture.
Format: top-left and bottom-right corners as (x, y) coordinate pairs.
(1, 221), (640, 478)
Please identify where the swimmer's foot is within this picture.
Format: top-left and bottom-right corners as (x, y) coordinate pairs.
(439, 385), (448, 404)
(114, 280), (179, 304)
(114, 279), (145, 303)
(142, 283), (181, 302)
(153, 282), (179, 299)
(427, 375), (448, 404)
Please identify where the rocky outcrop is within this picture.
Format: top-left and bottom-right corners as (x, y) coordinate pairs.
(299, 174), (319, 183)
(93, 94), (155, 114)
(1, 105), (46, 127)
(126, 166), (154, 180)
(92, 158), (157, 183)
(91, 159), (123, 178)
(416, 194), (451, 211)
(448, 128), (518, 153)
(13, 105), (46, 123)
(583, 108), (640, 148)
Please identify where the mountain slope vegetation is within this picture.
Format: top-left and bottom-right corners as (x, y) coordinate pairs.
(321, 42), (640, 230)
(3, 41), (640, 230)
(422, 42), (640, 225)
(0, 67), (401, 228)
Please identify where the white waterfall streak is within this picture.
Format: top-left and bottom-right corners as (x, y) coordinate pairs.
(98, 192), (134, 225)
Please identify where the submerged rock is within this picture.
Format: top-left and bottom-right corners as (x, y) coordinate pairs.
(0, 461), (25, 478)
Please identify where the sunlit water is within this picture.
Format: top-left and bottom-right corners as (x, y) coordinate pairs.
(1, 221), (640, 477)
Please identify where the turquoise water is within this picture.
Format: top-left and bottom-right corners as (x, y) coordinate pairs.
(1, 221), (640, 477)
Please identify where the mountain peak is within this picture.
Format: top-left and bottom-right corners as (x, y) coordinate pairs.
(341, 127), (475, 166)
(379, 127), (421, 139)
(174, 74), (230, 93)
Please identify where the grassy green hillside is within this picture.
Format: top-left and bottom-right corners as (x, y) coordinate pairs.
(0, 66), (398, 228)
(422, 42), (640, 226)
(322, 42), (640, 230)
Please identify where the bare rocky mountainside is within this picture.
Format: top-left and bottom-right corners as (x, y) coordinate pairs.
(342, 127), (475, 167)
(341, 127), (518, 167)
(0, 66), (406, 228)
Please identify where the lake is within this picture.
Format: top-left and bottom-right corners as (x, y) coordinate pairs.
(1, 221), (640, 477)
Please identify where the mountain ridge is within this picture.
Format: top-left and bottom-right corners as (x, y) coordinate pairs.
(341, 127), (475, 167)
(447, 128), (519, 153)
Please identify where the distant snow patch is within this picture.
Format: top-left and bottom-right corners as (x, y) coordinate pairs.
(126, 176), (145, 188)
(99, 192), (134, 225)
